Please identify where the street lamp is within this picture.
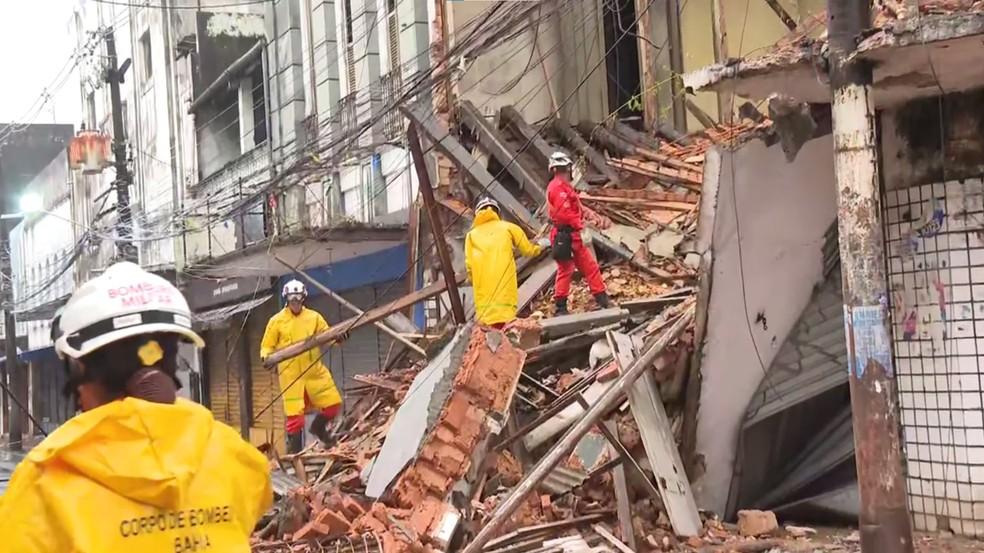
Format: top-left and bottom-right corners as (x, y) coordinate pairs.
(1, 193), (46, 221)
(18, 193), (42, 215)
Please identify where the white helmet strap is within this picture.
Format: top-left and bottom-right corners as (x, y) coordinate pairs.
(63, 310), (192, 352)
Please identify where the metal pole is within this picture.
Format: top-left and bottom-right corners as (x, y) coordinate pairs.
(0, 194), (21, 451)
(407, 123), (466, 325)
(105, 28), (138, 263)
(461, 307), (694, 553)
(826, 1), (914, 551)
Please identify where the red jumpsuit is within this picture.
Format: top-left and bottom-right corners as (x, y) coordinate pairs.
(547, 175), (607, 299)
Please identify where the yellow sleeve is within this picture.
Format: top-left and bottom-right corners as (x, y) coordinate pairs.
(508, 223), (542, 258)
(313, 311), (331, 334)
(0, 462), (65, 552)
(259, 314), (279, 359)
(464, 231), (475, 284)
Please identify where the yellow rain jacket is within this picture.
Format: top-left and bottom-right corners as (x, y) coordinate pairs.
(260, 306), (342, 416)
(0, 397), (271, 553)
(465, 207), (542, 325)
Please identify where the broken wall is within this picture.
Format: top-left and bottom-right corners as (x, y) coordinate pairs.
(693, 135), (836, 516)
(451, 0), (607, 125)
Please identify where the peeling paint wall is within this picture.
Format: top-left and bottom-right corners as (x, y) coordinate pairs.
(694, 135), (837, 516)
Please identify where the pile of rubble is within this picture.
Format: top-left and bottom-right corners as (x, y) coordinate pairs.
(251, 106), (784, 552)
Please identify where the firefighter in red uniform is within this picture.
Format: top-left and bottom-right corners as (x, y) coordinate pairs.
(546, 151), (611, 315)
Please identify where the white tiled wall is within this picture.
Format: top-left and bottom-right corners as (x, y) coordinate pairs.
(886, 179), (984, 536)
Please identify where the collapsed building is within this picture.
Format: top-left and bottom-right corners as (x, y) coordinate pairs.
(249, 100), (795, 553)
(249, 3), (984, 549)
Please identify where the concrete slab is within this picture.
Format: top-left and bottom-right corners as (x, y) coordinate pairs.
(364, 323), (473, 498)
(538, 308), (629, 339)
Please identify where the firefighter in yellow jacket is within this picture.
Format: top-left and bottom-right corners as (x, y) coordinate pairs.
(260, 280), (346, 454)
(466, 197), (548, 327)
(0, 262), (272, 552)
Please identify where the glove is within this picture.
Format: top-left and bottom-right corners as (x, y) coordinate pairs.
(537, 238), (551, 249)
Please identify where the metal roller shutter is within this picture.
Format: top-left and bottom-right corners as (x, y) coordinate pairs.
(248, 301), (284, 440)
(205, 327), (241, 431)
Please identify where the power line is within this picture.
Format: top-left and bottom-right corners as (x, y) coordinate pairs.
(89, 0), (271, 9)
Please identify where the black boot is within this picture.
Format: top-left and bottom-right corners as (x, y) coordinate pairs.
(309, 413), (334, 448)
(554, 298), (569, 316)
(594, 292), (612, 309)
(286, 431), (303, 454)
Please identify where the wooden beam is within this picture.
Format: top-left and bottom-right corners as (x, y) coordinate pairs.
(408, 123), (467, 325)
(262, 271), (467, 368)
(552, 118), (620, 184)
(608, 120), (661, 152)
(460, 309), (695, 553)
(402, 103), (539, 234)
(711, 0), (733, 124)
(686, 98), (718, 130)
(499, 105), (555, 167)
(272, 254), (427, 357)
(609, 330), (702, 537)
(458, 100), (546, 204)
(761, 0), (797, 31)
(634, 0), (658, 130)
(666, 0), (687, 132)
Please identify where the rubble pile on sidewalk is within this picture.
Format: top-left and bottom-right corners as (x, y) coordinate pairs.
(251, 108), (788, 552)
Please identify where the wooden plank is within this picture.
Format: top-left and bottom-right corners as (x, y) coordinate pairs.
(609, 120), (661, 151)
(401, 102), (539, 233)
(581, 194), (697, 211)
(262, 271), (468, 368)
(586, 187), (700, 203)
(593, 523), (635, 553)
(608, 331), (702, 537)
(608, 158), (702, 190)
(607, 434), (638, 552)
(552, 118), (620, 184)
(459, 100), (546, 204)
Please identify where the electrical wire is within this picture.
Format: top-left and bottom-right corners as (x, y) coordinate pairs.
(88, 0), (272, 9)
(251, 0), (666, 428)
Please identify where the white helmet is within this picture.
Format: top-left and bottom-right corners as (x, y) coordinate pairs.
(548, 151), (573, 170)
(475, 196), (500, 213)
(54, 262), (203, 360)
(282, 279), (307, 298)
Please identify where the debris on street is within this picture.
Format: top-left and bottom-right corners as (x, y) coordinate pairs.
(248, 106), (808, 552)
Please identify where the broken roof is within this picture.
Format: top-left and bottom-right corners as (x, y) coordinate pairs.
(684, 2), (984, 108)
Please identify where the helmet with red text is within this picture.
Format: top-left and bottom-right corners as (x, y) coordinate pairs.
(54, 262), (204, 360)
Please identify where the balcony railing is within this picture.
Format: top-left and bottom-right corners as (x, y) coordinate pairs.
(379, 71), (404, 142)
(194, 143), (270, 196)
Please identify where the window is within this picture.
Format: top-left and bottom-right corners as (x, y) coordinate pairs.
(140, 31), (153, 84)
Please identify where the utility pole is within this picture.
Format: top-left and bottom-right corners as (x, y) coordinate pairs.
(105, 28), (138, 264)
(826, 1), (914, 551)
(0, 158), (21, 451)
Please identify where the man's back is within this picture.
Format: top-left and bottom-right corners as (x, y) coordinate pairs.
(0, 397), (271, 552)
